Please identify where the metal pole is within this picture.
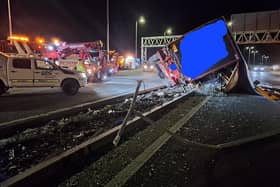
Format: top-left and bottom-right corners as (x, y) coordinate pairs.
(135, 21), (138, 58)
(113, 80), (142, 146)
(248, 48), (251, 65)
(106, 0), (110, 62)
(253, 52), (256, 65)
(7, 0), (13, 40)
(230, 16), (233, 33)
(266, 57), (269, 64)
(141, 37), (143, 63)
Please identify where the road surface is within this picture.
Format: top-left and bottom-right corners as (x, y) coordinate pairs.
(250, 71), (280, 89)
(60, 94), (280, 187)
(1, 70), (278, 124)
(0, 71), (167, 123)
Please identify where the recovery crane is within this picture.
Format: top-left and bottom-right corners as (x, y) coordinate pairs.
(42, 41), (116, 82)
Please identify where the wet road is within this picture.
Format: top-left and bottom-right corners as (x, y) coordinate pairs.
(250, 71), (280, 89)
(1, 70), (278, 124)
(0, 71), (167, 123)
(124, 94), (280, 187)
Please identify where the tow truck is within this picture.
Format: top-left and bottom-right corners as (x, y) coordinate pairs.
(0, 36), (87, 96)
(41, 41), (116, 82)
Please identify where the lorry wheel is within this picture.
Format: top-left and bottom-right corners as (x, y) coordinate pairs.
(62, 79), (79, 96)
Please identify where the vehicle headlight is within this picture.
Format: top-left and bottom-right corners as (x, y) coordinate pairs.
(253, 67), (258, 71)
(87, 69), (92, 75)
(272, 65), (279, 70)
(150, 65), (154, 69)
(80, 73), (87, 79)
(144, 65), (148, 69)
(260, 67), (265, 71)
(109, 68), (114, 74)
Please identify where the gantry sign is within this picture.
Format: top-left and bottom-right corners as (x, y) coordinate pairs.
(141, 35), (182, 62)
(141, 10), (280, 62)
(230, 10), (280, 44)
(232, 30), (280, 45)
(141, 30), (280, 62)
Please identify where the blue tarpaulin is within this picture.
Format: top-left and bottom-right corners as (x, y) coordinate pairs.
(180, 20), (229, 79)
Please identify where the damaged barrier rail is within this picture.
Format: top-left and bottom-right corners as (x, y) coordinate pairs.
(0, 83), (194, 187)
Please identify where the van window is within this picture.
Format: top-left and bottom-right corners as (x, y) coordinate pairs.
(0, 55), (7, 64)
(0, 55), (7, 69)
(13, 59), (31, 69)
(35, 60), (55, 70)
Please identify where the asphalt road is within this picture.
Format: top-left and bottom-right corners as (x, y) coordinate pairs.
(0, 71), (167, 123)
(1, 70), (278, 124)
(59, 94), (280, 187)
(250, 70), (280, 89)
(124, 94), (280, 187)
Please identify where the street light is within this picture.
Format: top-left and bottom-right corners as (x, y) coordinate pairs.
(135, 16), (145, 58)
(245, 46), (255, 65)
(261, 55), (270, 64)
(264, 56), (270, 64)
(164, 28), (172, 36)
(261, 55), (265, 64)
(227, 21), (233, 27)
(251, 50), (258, 65)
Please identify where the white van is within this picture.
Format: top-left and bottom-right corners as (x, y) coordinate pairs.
(0, 52), (87, 95)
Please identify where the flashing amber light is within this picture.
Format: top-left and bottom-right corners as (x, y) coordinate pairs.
(52, 38), (60, 46)
(8, 35), (29, 42)
(36, 37), (45, 44)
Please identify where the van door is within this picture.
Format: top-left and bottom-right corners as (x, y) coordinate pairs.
(9, 58), (33, 87)
(0, 54), (8, 83)
(34, 59), (61, 87)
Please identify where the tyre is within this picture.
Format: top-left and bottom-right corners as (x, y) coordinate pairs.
(62, 79), (79, 95)
(0, 83), (7, 96)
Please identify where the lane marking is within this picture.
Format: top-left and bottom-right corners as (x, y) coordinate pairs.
(105, 96), (211, 187)
(0, 85), (165, 129)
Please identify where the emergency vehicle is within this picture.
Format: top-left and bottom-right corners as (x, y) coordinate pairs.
(0, 37), (87, 96)
(0, 52), (87, 95)
(42, 41), (116, 82)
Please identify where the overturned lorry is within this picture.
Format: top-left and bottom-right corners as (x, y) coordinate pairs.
(150, 18), (279, 100)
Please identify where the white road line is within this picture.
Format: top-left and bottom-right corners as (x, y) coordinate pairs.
(105, 96), (211, 187)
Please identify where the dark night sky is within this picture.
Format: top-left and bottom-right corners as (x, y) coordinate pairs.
(0, 0), (279, 54)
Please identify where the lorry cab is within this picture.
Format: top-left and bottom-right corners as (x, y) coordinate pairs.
(0, 52), (87, 95)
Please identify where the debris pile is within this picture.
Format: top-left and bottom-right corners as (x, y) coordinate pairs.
(0, 86), (189, 181)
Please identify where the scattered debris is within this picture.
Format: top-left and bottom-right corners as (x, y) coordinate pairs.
(0, 86), (191, 181)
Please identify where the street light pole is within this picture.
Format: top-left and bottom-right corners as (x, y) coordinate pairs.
(262, 55), (269, 64)
(135, 16), (145, 59)
(7, 0), (13, 40)
(135, 20), (138, 58)
(106, 0), (110, 62)
(247, 48), (251, 65)
(246, 46), (254, 65)
(252, 50), (258, 65)
(265, 56), (269, 64)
